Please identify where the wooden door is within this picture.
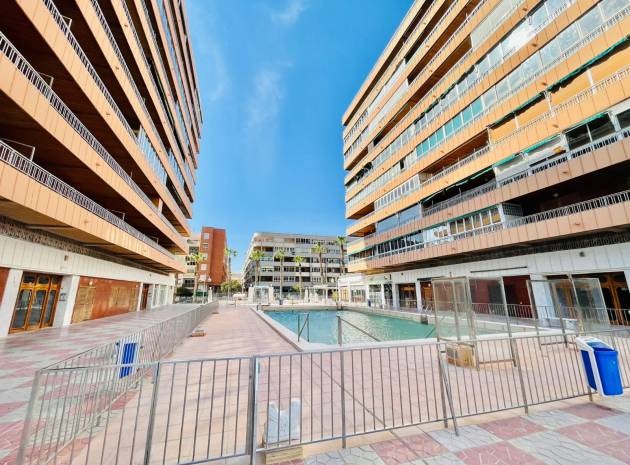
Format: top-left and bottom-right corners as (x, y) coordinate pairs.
(72, 286), (96, 323)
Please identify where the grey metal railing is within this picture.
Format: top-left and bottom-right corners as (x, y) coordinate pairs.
(365, 188), (630, 261)
(0, 31), (181, 238)
(18, 326), (630, 465)
(346, 3), (630, 215)
(16, 303), (218, 465)
(0, 141), (174, 258)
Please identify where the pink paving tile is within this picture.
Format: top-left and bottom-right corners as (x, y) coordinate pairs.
(561, 403), (619, 420)
(372, 438), (419, 465)
(456, 442), (546, 465)
(594, 438), (630, 464)
(558, 421), (629, 448)
(479, 416), (544, 440)
(0, 402), (27, 417)
(401, 432), (448, 458)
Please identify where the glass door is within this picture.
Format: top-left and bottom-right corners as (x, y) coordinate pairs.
(10, 273), (61, 333)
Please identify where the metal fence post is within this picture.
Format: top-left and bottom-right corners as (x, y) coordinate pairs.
(337, 316), (343, 346)
(437, 345), (459, 435)
(339, 350), (347, 448)
(143, 362), (162, 465)
(16, 370), (42, 465)
(511, 338), (529, 413)
(248, 357), (259, 465)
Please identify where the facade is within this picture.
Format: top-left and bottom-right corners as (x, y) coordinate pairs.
(242, 232), (347, 295)
(175, 227), (228, 294)
(341, 0), (630, 320)
(0, 0), (202, 336)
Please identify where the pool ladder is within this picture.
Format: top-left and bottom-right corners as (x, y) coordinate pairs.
(297, 313), (310, 342)
(337, 316), (381, 346)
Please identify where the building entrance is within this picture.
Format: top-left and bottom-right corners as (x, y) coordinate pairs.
(10, 273), (61, 333)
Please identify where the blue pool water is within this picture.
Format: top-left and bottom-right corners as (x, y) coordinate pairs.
(265, 309), (437, 344)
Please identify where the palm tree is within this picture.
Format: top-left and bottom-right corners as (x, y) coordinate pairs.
(274, 249), (286, 300)
(188, 251), (205, 301)
(294, 255), (304, 300)
(250, 250), (265, 287)
(224, 247), (237, 300)
(312, 242), (326, 287)
(335, 236), (347, 276)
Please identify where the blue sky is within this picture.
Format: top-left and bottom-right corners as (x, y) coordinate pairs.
(187, 0), (412, 271)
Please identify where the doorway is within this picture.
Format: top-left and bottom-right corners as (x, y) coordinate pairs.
(140, 284), (150, 310)
(10, 273), (61, 333)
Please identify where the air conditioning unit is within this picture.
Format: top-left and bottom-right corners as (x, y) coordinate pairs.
(445, 343), (476, 367)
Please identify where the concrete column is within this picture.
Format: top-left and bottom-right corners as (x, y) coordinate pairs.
(415, 281), (422, 311)
(380, 284), (386, 308)
(53, 275), (81, 327)
(529, 274), (554, 319)
(0, 269), (23, 337)
(136, 284), (144, 312)
(392, 283), (400, 309)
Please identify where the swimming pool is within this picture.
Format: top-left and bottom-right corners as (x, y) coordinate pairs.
(265, 309), (438, 344)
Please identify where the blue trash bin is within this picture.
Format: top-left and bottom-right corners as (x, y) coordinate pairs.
(577, 337), (623, 396)
(594, 347), (623, 396)
(117, 341), (138, 378)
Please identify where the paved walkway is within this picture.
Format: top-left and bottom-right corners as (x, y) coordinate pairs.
(286, 396), (630, 465)
(0, 304), (200, 464)
(166, 304), (295, 359)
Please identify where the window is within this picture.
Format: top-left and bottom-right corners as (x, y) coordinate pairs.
(588, 115), (615, 140)
(617, 109), (630, 128)
(491, 208), (502, 223)
(556, 24), (580, 53)
(203, 233), (209, 239)
(200, 264), (207, 271)
(579, 6), (603, 34)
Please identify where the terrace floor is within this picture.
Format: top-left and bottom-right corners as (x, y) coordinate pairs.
(4, 304), (630, 465)
(0, 304), (203, 465)
(281, 395), (630, 465)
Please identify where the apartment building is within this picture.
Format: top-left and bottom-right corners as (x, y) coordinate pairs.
(0, 0), (202, 336)
(242, 232), (347, 296)
(341, 0), (630, 321)
(176, 227), (227, 294)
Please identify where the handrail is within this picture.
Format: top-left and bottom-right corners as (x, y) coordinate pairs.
(345, 0), (587, 196)
(347, 5), (630, 222)
(337, 315), (381, 345)
(297, 313), (310, 342)
(84, 0), (190, 199)
(0, 141), (174, 259)
(42, 0), (188, 208)
(118, 0), (194, 190)
(362, 188), (630, 262)
(0, 31), (182, 239)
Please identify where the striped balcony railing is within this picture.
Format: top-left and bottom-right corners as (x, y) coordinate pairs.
(0, 31), (180, 238)
(0, 141), (174, 259)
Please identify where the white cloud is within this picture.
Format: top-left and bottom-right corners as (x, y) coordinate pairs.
(245, 68), (285, 128)
(271, 0), (308, 26)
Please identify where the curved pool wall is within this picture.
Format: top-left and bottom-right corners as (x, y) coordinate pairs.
(263, 307), (509, 345)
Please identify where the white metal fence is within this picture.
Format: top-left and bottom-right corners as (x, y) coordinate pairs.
(18, 326), (630, 465)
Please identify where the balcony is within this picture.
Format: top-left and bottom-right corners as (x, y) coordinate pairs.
(0, 141), (182, 272)
(349, 188), (630, 272)
(0, 31), (186, 251)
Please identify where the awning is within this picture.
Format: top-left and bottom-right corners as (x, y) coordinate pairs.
(422, 190), (443, 203)
(565, 112), (608, 133)
(492, 153), (519, 168)
(470, 166), (494, 179)
(522, 135), (559, 154)
(512, 92), (545, 114)
(547, 35), (629, 91)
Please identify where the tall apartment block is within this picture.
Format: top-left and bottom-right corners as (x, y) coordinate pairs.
(340, 0), (630, 321)
(243, 232), (347, 296)
(176, 227), (228, 294)
(0, 0), (202, 336)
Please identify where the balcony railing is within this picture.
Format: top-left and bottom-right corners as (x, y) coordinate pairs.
(348, 6), (630, 223)
(346, 0), (588, 195)
(85, 0), (191, 198)
(0, 141), (174, 259)
(119, 0), (194, 190)
(360, 189), (630, 263)
(0, 31), (180, 238)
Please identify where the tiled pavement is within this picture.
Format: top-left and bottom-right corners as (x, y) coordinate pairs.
(283, 401), (630, 465)
(0, 304), (202, 464)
